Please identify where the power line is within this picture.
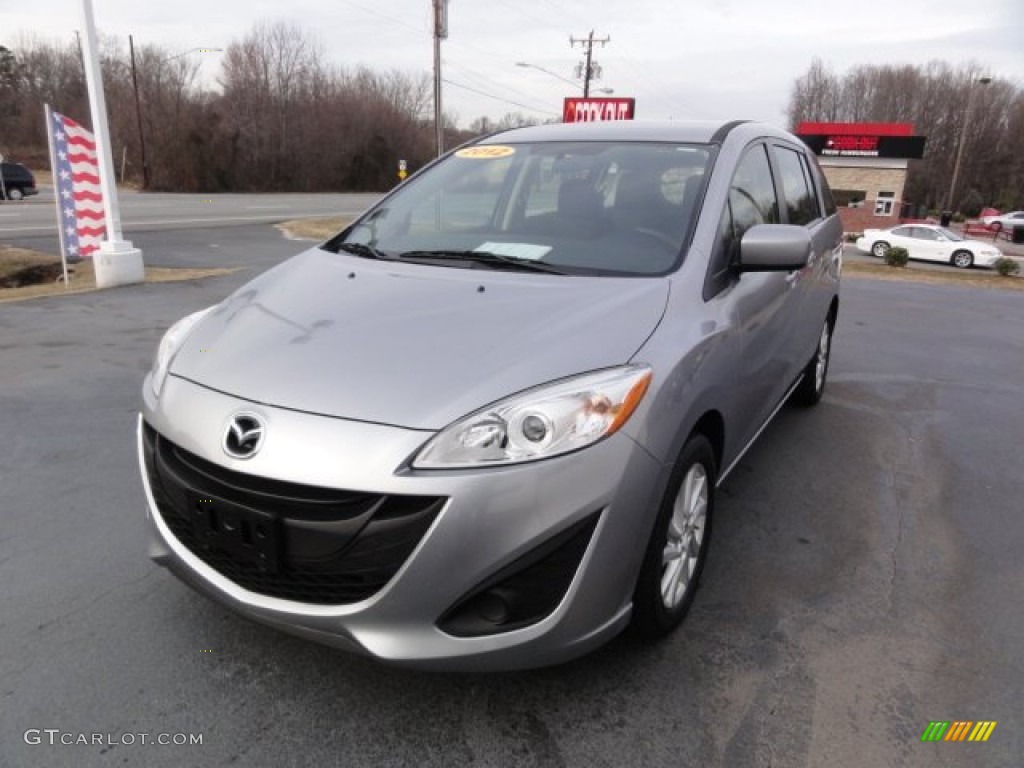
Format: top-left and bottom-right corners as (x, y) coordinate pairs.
(445, 60), (556, 114)
(533, 0), (591, 30)
(489, 0), (572, 37)
(613, 56), (682, 114)
(335, 0), (429, 36)
(442, 78), (559, 117)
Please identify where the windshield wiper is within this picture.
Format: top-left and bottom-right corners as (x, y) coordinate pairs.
(334, 242), (392, 260)
(397, 250), (567, 274)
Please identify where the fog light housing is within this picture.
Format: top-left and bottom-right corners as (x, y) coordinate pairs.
(437, 512), (600, 637)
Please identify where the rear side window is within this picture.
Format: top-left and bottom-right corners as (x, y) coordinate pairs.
(774, 146), (819, 226)
(809, 156), (837, 216)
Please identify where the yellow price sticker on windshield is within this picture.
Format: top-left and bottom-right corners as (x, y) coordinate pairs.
(455, 146), (515, 159)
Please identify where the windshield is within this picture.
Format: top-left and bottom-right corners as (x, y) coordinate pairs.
(936, 227), (964, 242)
(328, 141), (712, 276)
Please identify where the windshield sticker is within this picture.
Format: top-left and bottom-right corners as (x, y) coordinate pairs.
(455, 146), (516, 159)
(476, 242), (551, 261)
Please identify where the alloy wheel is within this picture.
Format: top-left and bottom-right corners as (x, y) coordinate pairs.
(814, 323), (831, 393)
(660, 463), (708, 609)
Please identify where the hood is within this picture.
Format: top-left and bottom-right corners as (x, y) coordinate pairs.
(960, 239), (1001, 252)
(171, 248), (670, 430)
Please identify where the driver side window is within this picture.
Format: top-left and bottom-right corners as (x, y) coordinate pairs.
(729, 145), (779, 238)
(705, 144), (780, 299)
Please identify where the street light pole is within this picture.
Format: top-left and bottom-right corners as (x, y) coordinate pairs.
(946, 76), (992, 213)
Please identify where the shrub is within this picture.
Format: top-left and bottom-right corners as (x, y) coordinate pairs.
(885, 246), (909, 267)
(993, 257), (1020, 277)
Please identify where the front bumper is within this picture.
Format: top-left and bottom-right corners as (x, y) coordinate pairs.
(139, 375), (666, 670)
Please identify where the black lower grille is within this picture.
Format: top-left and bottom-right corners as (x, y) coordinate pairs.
(142, 422), (444, 605)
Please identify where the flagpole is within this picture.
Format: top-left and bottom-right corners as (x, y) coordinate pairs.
(78, 0), (145, 288)
(43, 103), (71, 287)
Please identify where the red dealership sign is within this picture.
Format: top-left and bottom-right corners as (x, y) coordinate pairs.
(563, 97), (636, 123)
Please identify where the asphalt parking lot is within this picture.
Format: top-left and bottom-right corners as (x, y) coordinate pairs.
(2, 230), (1022, 767)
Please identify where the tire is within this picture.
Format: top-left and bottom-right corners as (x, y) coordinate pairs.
(632, 434), (715, 640)
(951, 250), (973, 269)
(871, 241), (890, 258)
(7, 187), (24, 201)
(791, 315), (834, 407)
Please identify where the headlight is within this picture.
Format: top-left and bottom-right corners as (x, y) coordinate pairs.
(413, 365), (652, 469)
(150, 307), (215, 397)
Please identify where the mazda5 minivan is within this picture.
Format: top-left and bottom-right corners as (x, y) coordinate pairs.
(139, 120), (842, 670)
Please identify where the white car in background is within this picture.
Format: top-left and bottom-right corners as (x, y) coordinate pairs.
(856, 224), (1003, 269)
(980, 211), (1024, 233)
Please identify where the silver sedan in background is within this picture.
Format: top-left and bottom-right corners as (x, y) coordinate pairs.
(138, 120), (843, 670)
(980, 210), (1024, 233)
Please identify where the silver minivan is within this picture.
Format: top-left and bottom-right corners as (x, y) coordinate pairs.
(138, 120), (842, 670)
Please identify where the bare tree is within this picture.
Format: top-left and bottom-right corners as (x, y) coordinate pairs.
(787, 59), (1024, 213)
(2, 24), (475, 193)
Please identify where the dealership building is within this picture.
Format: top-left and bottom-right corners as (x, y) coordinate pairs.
(796, 122), (927, 232)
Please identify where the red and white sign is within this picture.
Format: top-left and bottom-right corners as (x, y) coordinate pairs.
(795, 122), (926, 160)
(563, 97), (636, 123)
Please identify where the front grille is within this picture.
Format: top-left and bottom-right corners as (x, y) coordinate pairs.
(142, 422), (445, 605)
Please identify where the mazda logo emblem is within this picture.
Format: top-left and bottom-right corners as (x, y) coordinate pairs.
(223, 413), (265, 459)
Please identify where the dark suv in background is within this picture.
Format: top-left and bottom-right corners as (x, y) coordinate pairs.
(0, 161), (39, 200)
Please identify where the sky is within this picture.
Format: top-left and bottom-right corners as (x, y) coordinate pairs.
(3, 0), (1023, 128)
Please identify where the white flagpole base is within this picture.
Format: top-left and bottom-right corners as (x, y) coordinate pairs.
(93, 240), (145, 288)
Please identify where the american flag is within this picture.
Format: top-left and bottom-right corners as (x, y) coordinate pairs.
(50, 111), (106, 260)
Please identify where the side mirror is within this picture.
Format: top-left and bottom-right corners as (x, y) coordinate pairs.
(738, 224), (812, 272)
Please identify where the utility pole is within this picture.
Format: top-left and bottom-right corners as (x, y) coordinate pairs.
(945, 76), (992, 213)
(570, 30), (609, 98)
(128, 35), (150, 189)
(432, 0), (448, 157)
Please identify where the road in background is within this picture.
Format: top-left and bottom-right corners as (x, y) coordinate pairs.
(1, 258), (1022, 766)
(0, 190), (383, 241)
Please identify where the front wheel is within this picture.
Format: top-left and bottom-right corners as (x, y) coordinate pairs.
(951, 250), (973, 269)
(791, 316), (833, 407)
(632, 434), (715, 640)
(871, 241), (890, 258)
